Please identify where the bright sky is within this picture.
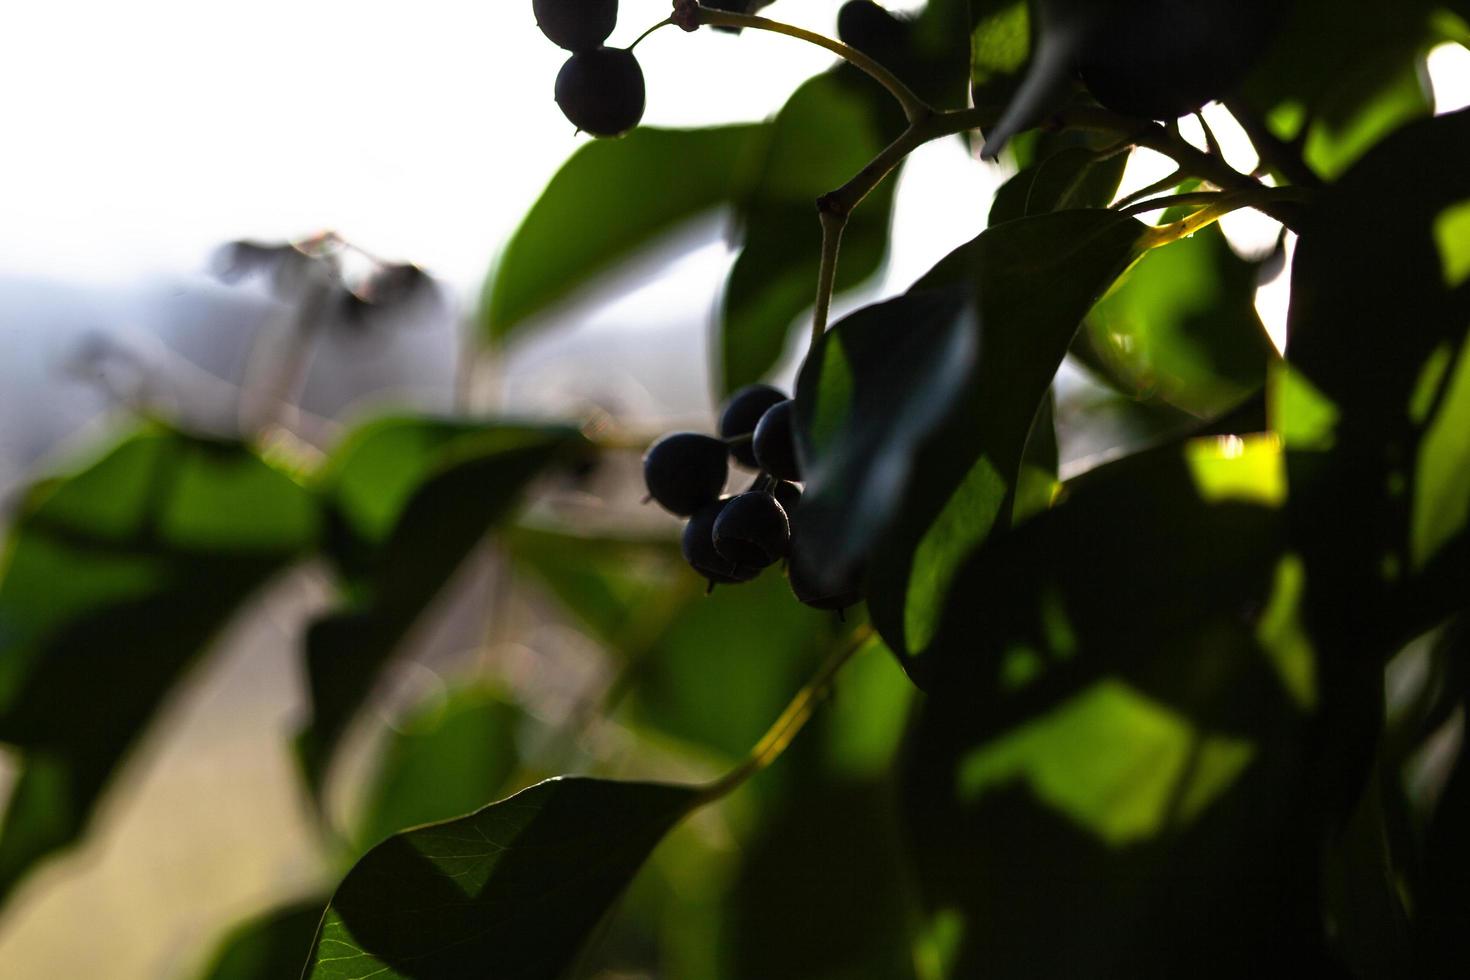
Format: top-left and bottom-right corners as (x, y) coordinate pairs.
(1, 3), (1467, 331)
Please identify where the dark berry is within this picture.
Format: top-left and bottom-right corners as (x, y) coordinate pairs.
(837, 0), (911, 67)
(533, 0), (617, 53)
(1076, 0), (1284, 120)
(555, 47), (645, 137)
(718, 384), (787, 468)
(712, 491), (790, 567)
(643, 432), (729, 516)
(684, 498), (762, 584)
(789, 558), (865, 612)
(752, 399), (801, 482)
(772, 480), (802, 516)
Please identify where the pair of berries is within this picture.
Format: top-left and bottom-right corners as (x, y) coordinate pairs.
(643, 385), (854, 609)
(534, 0), (646, 137)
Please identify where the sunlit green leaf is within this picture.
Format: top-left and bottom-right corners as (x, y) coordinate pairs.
(0, 428), (317, 906)
(481, 125), (767, 345)
(305, 777), (698, 980)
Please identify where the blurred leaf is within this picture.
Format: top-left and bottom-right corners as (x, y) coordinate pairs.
(969, 0), (1033, 109)
(1281, 108), (1470, 645)
(1413, 706), (1470, 971)
(1241, 0), (1445, 179)
(304, 777), (697, 980)
(355, 685), (523, 851)
(791, 289), (979, 593)
(0, 428), (316, 906)
(481, 125), (766, 345)
(861, 210), (1149, 681)
(196, 897), (327, 980)
(298, 418), (582, 800)
(898, 438), (1343, 975)
(719, 69), (902, 395)
(1076, 225), (1276, 418)
(989, 145), (1129, 225)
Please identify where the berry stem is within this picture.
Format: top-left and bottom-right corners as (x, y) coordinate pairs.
(629, 16), (674, 51)
(689, 5), (933, 124)
(811, 205), (847, 345)
(697, 626), (873, 804)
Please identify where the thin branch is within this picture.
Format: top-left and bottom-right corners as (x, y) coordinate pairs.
(690, 5), (933, 123)
(812, 206), (848, 345)
(1113, 167), (1186, 210)
(1223, 98), (1326, 189)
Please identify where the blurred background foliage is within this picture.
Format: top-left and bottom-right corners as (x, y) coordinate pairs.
(0, 0), (1469, 978)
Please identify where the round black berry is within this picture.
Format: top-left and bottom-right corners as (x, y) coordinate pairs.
(555, 47), (645, 137)
(643, 432), (729, 516)
(718, 384), (787, 468)
(684, 498), (762, 585)
(789, 558), (865, 612)
(752, 399), (801, 482)
(1076, 0), (1283, 121)
(772, 480), (802, 516)
(712, 491), (790, 567)
(533, 0), (618, 53)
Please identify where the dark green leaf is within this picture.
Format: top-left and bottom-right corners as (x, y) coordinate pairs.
(1076, 224), (1276, 418)
(968, 0), (1034, 109)
(298, 418), (582, 799)
(480, 125), (767, 345)
(862, 210), (1149, 680)
(196, 897), (327, 980)
(1279, 108), (1470, 645)
(718, 70), (902, 395)
(0, 428), (317, 907)
(989, 145), (1130, 226)
(790, 289), (979, 593)
(356, 685), (523, 851)
(304, 777), (698, 980)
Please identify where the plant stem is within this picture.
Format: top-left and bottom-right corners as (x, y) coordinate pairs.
(1120, 186), (1315, 219)
(1223, 98), (1325, 190)
(812, 206), (848, 345)
(697, 626), (873, 805)
(692, 6), (932, 123)
(629, 16), (674, 51)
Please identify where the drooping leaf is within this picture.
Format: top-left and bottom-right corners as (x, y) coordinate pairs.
(718, 69), (902, 395)
(355, 685), (523, 851)
(1076, 224), (1276, 418)
(0, 428), (317, 906)
(196, 897), (327, 980)
(1280, 108), (1470, 646)
(304, 777), (698, 980)
(790, 289), (979, 594)
(860, 210), (1150, 680)
(297, 418), (582, 799)
(481, 125), (767, 345)
(898, 437), (1340, 975)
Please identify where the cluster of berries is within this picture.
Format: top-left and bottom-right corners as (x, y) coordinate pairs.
(642, 386), (861, 612)
(533, 0), (646, 137)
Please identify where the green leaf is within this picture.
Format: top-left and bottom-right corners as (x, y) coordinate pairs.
(1076, 224), (1276, 418)
(1280, 108), (1470, 643)
(968, 0), (1033, 109)
(480, 125), (766, 346)
(898, 438), (1338, 974)
(196, 898), (327, 980)
(298, 418), (582, 799)
(304, 777), (698, 980)
(718, 69), (902, 395)
(989, 145), (1129, 226)
(0, 428), (317, 907)
(355, 685), (523, 851)
(863, 210), (1149, 679)
(790, 289), (979, 593)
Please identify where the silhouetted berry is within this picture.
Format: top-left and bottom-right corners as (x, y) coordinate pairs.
(643, 432), (729, 516)
(555, 47), (645, 137)
(684, 498), (762, 585)
(789, 558), (865, 612)
(837, 0), (910, 68)
(772, 480), (802, 516)
(752, 399), (801, 482)
(718, 384), (787, 467)
(1075, 0), (1284, 121)
(533, 0), (618, 52)
(713, 491), (790, 567)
